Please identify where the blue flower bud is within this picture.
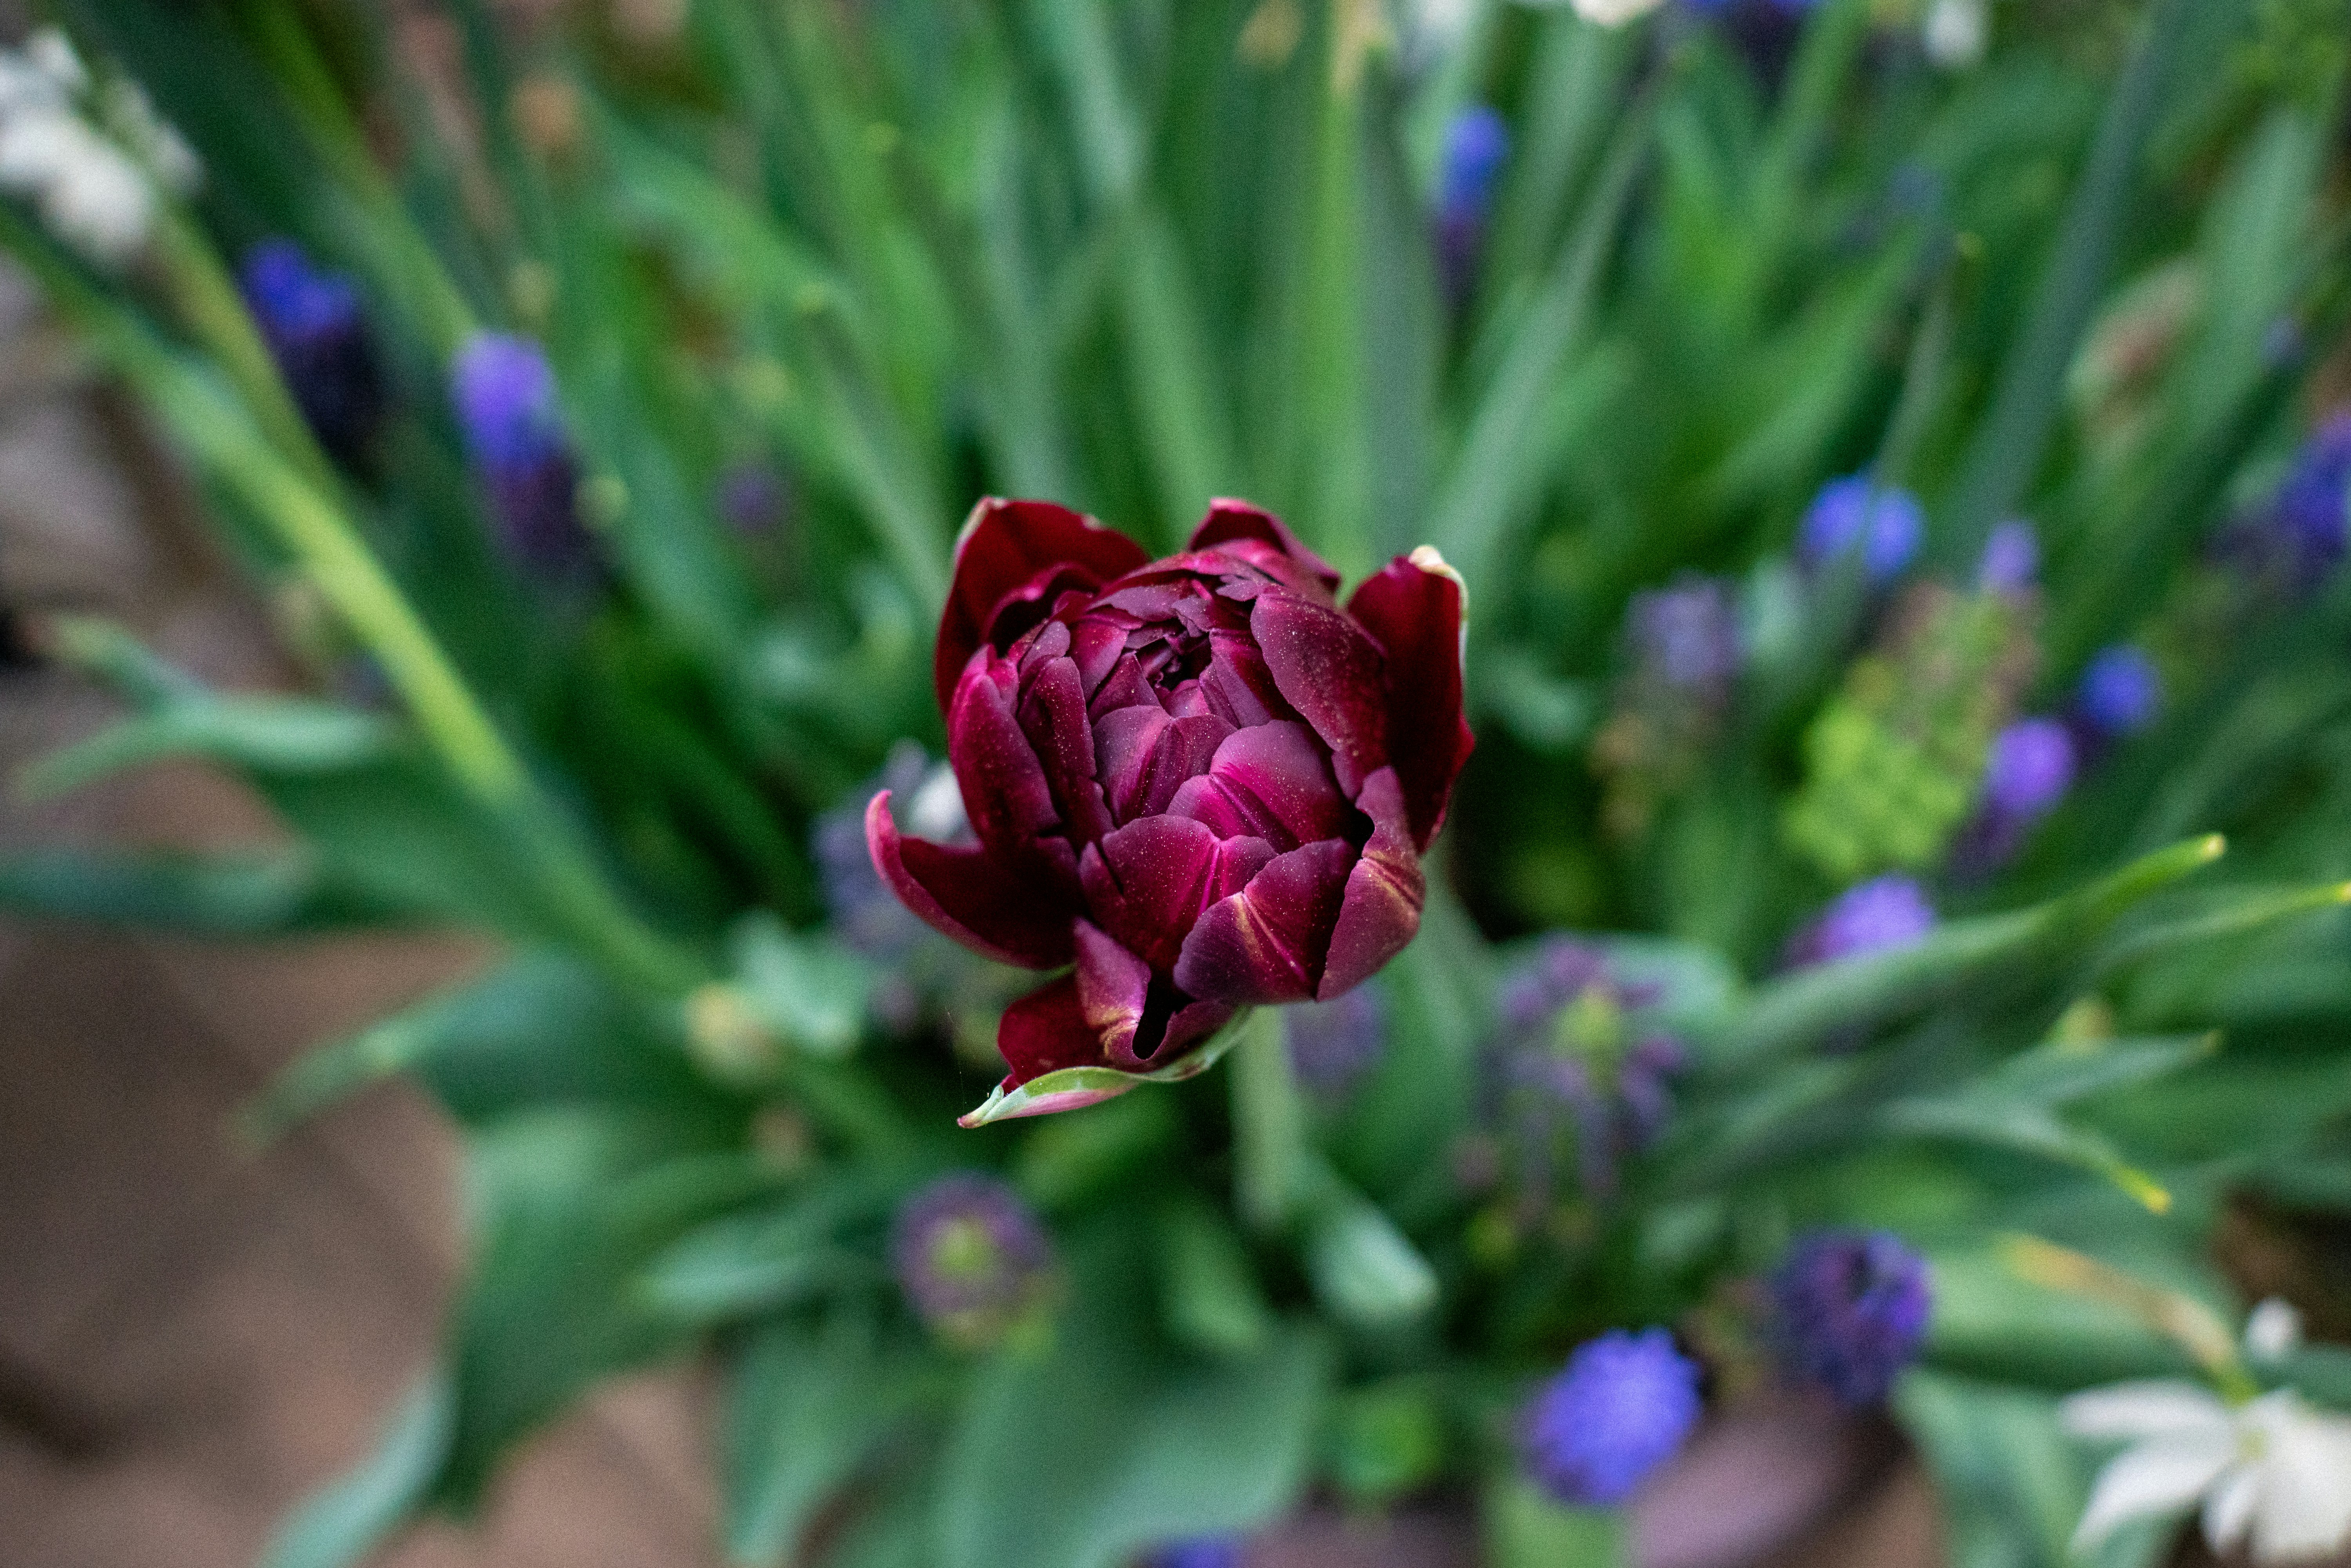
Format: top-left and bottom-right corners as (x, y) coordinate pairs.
(240, 238), (382, 467)
(1982, 716), (2075, 822)
(451, 331), (591, 575)
(1790, 875), (1936, 967)
(1436, 105), (1509, 306)
(1521, 1328), (1703, 1506)
(2075, 645), (2160, 738)
(1797, 476), (1923, 587)
(1769, 1230), (1932, 1407)
(1147, 1538), (1243, 1568)
(1975, 519), (2038, 595)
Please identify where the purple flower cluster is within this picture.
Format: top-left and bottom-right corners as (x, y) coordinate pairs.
(1975, 519), (2039, 596)
(2221, 411), (2351, 593)
(1787, 875), (1936, 969)
(1769, 1230), (1932, 1407)
(1628, 574), (1741, 704)
(240, 239), (382, 468)
(1954, 716), (2076, 871)
(1797, 476), (1924, 588)
(1283, 983), (1387, 1099)
(451, 332), (592, 577)
(889, 1173), (1056, 1349)
(1493, 940), (1689, 1200)
(1521, 1328), (1704, 1506)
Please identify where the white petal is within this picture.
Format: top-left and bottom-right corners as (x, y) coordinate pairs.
(2244, 1299), (2304, 1363)
(2248, 1412), (2351, 1564)
(2074, 1441), (2235, 1554)
(1922, 0), (1987, 68)
(2061, 1382), (2231, 1442)
(1569, 0), (1664, 24)
(2202, 1466), (2260, 1556)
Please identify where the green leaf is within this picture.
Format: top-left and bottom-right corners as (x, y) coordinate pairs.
(436, 1112), (768, 1510)
(1876, 1096), (2170, 1213)
(1297, 1156), (1439, 1331)
(1434, 92), (1655, 604)
(1923, 1250), (2194, 1392)
(936, 1224), (1330, 1568)
(958, 1007), (1258, 1127)
(723, 1307), (926, 1568)
(729, 912), (873, 1061)
(638, 1171), (904, 1326)
(0, 849), (415, 936)
(1480, 1476), (1625, 1568)
(257, 1374), (453, 1568)
(243, 952), (728, 1141)
(16, 698), (394, 800)
(1897, 1371), (2167, 1568)
(1935, 0), (2210, 561)
(1707, 836), (2225, 1072)
(1010, 1091), (1182, 1214)
(1152, 1199), (1276, 1360)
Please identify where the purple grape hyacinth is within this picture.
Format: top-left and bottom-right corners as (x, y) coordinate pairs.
(1521, 1328), (1704, 1506)
(889, 1173), (1056, 1349)
(1982, 717), (2076, 822)
(2075, 645), (2161, 739)
(2221, 411), (2351, 593)
(1493, 940), (1690, 1202)
(1975, 519), (2038, 596)
(1788, 875), (1936, 968)
(1148, 1538), (1243, 1568)
(241, 238), (382, 467)
(1769, 1230), (1932, 1407)
(1797, 476), (1924, 587)
(1284, 982), (1387, 1099)
(1628, 574), (1741, 703)
(451, 332), (592, 576)
(1436, 106), (1509, 306)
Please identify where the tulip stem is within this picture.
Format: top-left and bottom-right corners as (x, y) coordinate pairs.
(1230, 1008), (1304, 1234)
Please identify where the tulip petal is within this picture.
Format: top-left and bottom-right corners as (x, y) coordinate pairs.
(1074, 920), (1235, 1071)
(1167, 721), (1355, 850)
(1317, 767), (1425, 999)
(865, 791), (1074, 968)
(1017, 654), (1114, 849)
(1187, 498), (1341, 596)
(1347, 547), (1473, 851)
(1250, 587), (1391, 799)
(936, 498), (1149, 712)
(1174, 837), (1356, 1005)
(1080, 815), (1275, 972)
(948, 661), (1081, 897)
(1199, 630), (1288, 728)
(1094, 706), (1233, 824)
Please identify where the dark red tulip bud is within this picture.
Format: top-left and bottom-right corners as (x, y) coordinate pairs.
(868, 498), (1472, 1122)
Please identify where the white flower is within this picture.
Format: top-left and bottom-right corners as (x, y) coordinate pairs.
(0, 107), (154, 264)
(1568, 0), (1668, 23)
(2246, 1299), (2304, 1365)
(2065, 1381), (2351, 1564)
(0, 29), (196, 265)
(101, 78), (200, 197)
(1922, 0), (1988, 69)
